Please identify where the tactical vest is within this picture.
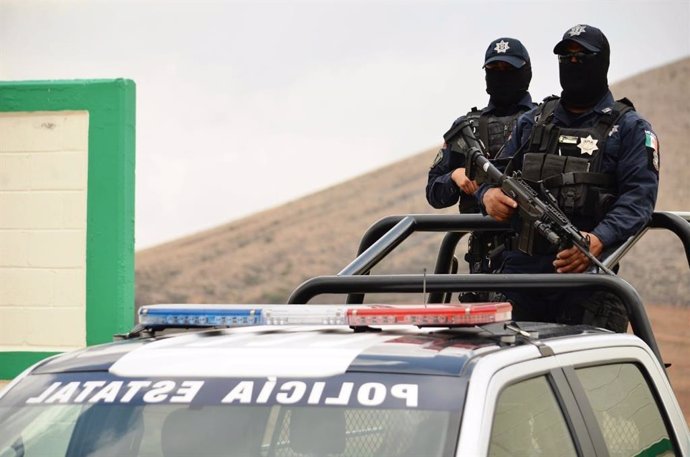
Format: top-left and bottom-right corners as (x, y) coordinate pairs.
(461, 107), (530, 278)
(465, 107), (523, 159)
(518, 97), (634, 252)
(460, 107), (529, 214)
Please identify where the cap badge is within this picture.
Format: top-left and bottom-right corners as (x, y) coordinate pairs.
(578, 135), (599, 155)
(494, 40), (510, 54)
(568, 25), (587, 37)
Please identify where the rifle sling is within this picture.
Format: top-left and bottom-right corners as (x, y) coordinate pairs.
(477, 115), (490, 157)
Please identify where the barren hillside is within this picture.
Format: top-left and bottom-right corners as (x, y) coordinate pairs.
(137, 57), (690, 307)
(137, 58), (690, 419)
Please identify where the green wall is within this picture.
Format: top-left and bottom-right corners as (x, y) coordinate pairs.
(0, 79), (136, 378)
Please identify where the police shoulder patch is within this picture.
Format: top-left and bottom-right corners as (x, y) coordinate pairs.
(645, 130), (658, 152)
(431, 148), (444, 168)
(645, 130), (660, 172)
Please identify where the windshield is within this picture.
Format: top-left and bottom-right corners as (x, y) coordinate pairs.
(0, 373), (463, 457)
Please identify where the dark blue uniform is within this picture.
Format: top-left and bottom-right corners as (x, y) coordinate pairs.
(481, 91), (658, 245)
(477, 91), (659, 326)
(426, 93), (534, 211)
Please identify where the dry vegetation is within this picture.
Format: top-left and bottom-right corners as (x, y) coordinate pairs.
(137, 58), (690, 420)
(646, 304), (690, 420)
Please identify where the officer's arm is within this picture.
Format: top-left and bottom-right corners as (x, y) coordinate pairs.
(426, 145), (463, 209)
(591, 117), (659, 247)
(427, 116), (474, 209)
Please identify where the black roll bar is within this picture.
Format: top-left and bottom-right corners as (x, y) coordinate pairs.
(343, 215), (509, 304)
(602, 212), (690, 270)
(344, 212), (690, 304)
(287, 273), (663, 365)
(350, 214), (509, 264)
(298, 211), (690, 367)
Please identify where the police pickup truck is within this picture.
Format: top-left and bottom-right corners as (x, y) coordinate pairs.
(1, 212), (689, 457)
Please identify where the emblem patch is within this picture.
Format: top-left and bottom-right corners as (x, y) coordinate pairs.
(568, 25), (587, 37)
(645, 130), (658, 152)
(431, 149), (444, 168)
(645, 130), (660, 172)
(577, 135), (599, 155)
(494, 40), (510, 54)
(652, 150), (660, 172)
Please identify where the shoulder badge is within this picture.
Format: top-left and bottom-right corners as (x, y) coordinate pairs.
(431, 148), (445, 168)
(645, 130), (660, 172)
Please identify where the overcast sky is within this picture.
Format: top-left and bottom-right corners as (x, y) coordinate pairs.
(2, 0), (688, 248)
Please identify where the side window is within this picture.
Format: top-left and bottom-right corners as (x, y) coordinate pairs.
(489, 375), (577, 457)
(575, 363), (676, 457)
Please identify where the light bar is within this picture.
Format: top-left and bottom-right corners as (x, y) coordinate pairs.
(348, 303), (512, 326)
(138, 303), (512, 328)
(139, 305), (260, 327)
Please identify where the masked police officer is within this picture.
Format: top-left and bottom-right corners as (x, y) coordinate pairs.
(479, 24), (660, 331)
(426, 38), (535, 300)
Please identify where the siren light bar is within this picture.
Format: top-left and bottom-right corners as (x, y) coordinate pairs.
(138, 303), (512, 328)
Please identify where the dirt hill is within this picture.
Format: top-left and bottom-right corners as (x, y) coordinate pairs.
(137, 57), (690, 307)
(136, 58), (690, 418)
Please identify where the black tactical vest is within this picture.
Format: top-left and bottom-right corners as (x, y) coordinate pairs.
(520, 97), (634, 230)
(465, 108), (522, 159)
(459, 107), (529, 214)
(461, 106), (531, 276)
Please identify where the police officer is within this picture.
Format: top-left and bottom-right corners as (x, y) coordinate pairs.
(426, 37), (535, 298)
(479, 24), (660, 331)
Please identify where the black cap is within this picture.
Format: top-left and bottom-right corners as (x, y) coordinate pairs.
(483, 37), (530, 68)
(553, 24), (607, 54)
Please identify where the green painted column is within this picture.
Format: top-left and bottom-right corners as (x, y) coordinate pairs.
(0, 79), (135, 378)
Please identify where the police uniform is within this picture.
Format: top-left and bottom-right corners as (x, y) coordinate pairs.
(425, 37), (535, 284)
(477, 25), (660, 331)
(426, 93), (535, 212)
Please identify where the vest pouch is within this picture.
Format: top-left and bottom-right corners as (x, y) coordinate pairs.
(524, 153), (569, 205)
(480, 113), (519, 157)
(522, 153), (548, 181)
(556, 156), (589, 217)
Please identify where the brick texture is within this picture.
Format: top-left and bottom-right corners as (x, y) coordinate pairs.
(0, 111), (88, 350)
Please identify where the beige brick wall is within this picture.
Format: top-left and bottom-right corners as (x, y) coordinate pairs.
(0, 111), (89, 351)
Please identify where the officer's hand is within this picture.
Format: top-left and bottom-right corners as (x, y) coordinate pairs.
(451, 168), (478, 194)
(554, 232), (604, 273)
(482, 187), (517, 222)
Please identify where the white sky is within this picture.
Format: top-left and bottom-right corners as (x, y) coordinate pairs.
(1, 0), (688, 248)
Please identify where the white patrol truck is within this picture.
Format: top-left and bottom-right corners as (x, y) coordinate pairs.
(0, 300), (687, 457)
(1, 212), (689, 456)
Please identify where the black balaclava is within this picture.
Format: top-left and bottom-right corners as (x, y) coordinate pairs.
(485, 63), (532, 109)
(559, 37), (610, 109)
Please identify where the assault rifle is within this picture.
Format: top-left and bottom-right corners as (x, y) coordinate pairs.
(444, 119), (615, 275)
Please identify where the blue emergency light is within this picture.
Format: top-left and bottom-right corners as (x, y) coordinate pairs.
(140, 305), (260, 326)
